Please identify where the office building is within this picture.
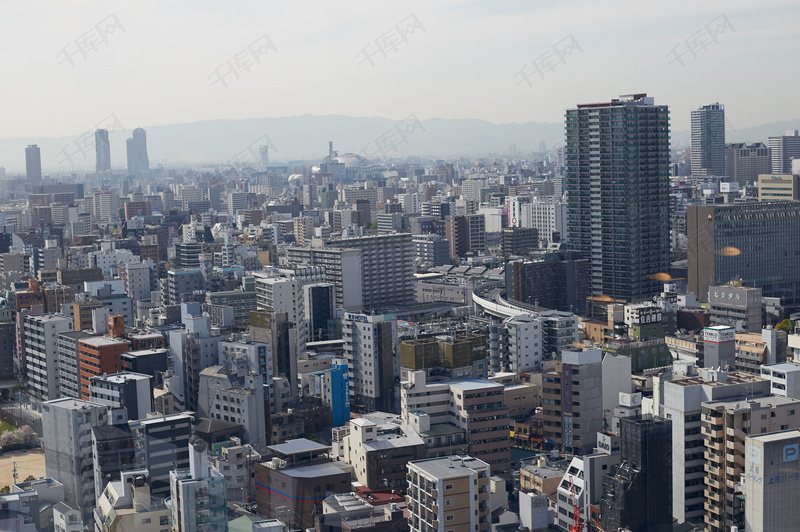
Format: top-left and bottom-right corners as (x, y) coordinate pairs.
(0, 309), (15, 382)
(339, 417), (425, 491)
(286, 246), (363, 310)
(406, 456), (491, 532)
(444, 214), (486, 259)
(342, 312), (397, 412)
(166, 308), (223, 412)
(760, 363), (800, 399)
(505, 253), (589, 313)
(161, 269), (205, 306)
(130, 413), (193, 499)
(412, 234), (450, 267)
(758, 173), (800, 201)
(167, 438), (228, 532)
(600, 415), (672, 532)
(126, 128), (150, 179)
(198, 365), (267, 451)
(688, 202), (800, 307)
(743, 429), (800, 532)
(254, 439), (352, 530)
(768, 130), (800, 174)
(402, 371), (510, 473)
(704, 325), (736, 369)
(565, 94), (670, 302)
(42, 398), (108, 522)
(708, 283), (762, 332)
(399, 332), (487, 381)
(726, 142), (772, 186)
(91, 408), (136, 504)
(662, 368), (768, 525)
(304, 282), (336, 342)
(691, 103), (725, 176)
(78, 334), (130, 400)
(26, 145), (42, 181)
(95, 129), (111, 174)
(228, 191), (248, 218)
(541, 348), (604, 455)
(89, 372), (153, 420)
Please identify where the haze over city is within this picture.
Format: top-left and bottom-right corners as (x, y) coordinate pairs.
(1, 0), (799, 169)
(1, 2), (800, 532)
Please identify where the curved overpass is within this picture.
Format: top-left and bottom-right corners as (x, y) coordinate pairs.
(472, 281), (547, 319)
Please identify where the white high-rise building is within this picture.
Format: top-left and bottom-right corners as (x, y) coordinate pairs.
(42, 398), (108, 523)
(119, 261), (153, 301)
(529, 197), (567, 243)
(25, 314), (73, 401)
(499, 314), (542, 372)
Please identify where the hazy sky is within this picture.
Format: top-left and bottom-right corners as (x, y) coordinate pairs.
(2, 0), (797, 140)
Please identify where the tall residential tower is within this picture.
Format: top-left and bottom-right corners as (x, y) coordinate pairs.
(565, 93), (671, 302)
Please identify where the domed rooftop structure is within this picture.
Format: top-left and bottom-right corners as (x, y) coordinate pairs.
(335, 153), (370, 166)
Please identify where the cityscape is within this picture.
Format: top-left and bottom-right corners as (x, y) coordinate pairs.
(1, 2), (799, 532)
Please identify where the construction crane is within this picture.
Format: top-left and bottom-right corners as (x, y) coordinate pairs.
(569, 475), (582, 532)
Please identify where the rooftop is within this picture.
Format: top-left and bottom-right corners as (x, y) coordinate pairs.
(670, 372), (764, 387)
(408, 455), (490, 479)
(748, 428), (800, 443)
(268, 438), (328, 456)
(702, 394), (800, 412)
(79, 336), (130, 347)
(277, 461), (349, 479)
(762, 363), (800, 373)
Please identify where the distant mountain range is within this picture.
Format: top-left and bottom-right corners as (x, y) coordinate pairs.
(2, 114), (799, 174)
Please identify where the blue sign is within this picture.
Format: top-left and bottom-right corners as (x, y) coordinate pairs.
(784, 443), (799, 463)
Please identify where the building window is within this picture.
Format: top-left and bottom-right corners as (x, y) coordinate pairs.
(446, 515), (454, 522)
(446, 499), (454, 506)
(445, 483), (453, 490)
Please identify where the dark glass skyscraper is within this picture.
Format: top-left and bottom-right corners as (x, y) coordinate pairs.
(95, 129), (111, 174)
(565, 93), (671, 302)
(126, 127), (150, 179)
(691, 102), (725, 176)
(600, 415), (673, 532)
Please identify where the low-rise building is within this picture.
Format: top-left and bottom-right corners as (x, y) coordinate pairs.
(406, 455), (491, 532)
(340, 417), (425, 491)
